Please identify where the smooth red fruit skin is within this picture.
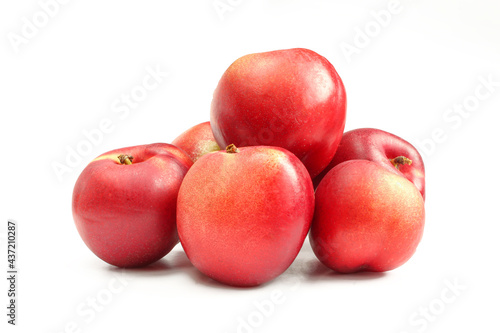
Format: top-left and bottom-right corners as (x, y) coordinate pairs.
(310, 160), (425, 273)
(210, 48), (347, 179)
(172, 121), (221, 162)
(72, 143), (192, 268)
(177, 146), (315, 287)
(313, 128), (425, 199)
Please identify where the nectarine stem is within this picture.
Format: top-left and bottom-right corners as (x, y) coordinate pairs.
(390, 156), (412, 170)
(118, 154), (134, 165)
(226, 144), (239, 154)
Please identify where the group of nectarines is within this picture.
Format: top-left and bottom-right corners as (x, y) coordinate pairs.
(72, 48), (425, 287)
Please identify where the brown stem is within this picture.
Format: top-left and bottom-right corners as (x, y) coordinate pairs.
(117, 154), (134, 165)
(226, 144), (239, 154)
(390, 156), (412, 170)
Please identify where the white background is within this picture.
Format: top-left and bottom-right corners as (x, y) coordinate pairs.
(1, 0), (500, 332)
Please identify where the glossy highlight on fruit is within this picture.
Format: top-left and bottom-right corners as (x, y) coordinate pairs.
(211, 48), (347, 178)
(72, 143), (192, 268)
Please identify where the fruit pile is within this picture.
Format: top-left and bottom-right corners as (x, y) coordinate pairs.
(72, 48), (425, 287)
